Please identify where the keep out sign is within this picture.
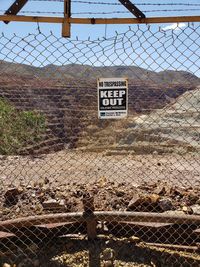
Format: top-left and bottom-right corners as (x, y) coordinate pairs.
(98, 77), (128, 119)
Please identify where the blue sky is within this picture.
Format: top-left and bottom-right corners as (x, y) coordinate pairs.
(0, 0), (200, 38)
(0, 1), (199, 77)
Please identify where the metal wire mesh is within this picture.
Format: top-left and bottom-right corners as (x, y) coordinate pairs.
(0, 23), (200, 266)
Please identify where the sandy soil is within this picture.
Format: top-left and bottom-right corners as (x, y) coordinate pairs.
(0, 150), (200, 188)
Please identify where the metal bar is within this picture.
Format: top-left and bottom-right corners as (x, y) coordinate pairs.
(118, 0), (145, 18)
(1, 211), (200, 231)
(0, 15), (200, 24)
(0, 213), (84, 230)
(62, 0), (71, 37)
(94, 212), (200, 224)
(4, 0), (29, 24)
(145, 243), (199, 253)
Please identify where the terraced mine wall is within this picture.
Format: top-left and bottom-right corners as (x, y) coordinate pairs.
(0, 80), (195, 155)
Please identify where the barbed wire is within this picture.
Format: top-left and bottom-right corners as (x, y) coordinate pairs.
(0, 10), (64, 15)
(1, 9), (200, 15)
(28, 0), (200, 6)
(72, 9), (200, 15)
(1, 0), (200, 17)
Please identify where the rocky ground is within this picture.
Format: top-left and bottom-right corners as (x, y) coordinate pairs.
(0, 150), (200, 221)
(1, 150), (200, 266)
(1, 234), (200, 267)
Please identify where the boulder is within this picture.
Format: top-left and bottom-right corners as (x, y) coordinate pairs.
(191, 204), (200, 215)
(42, 199), (66, 211)
(4, 187), (21, 206)
(159, 198), (173, 211)
(127, 194), (160, 211)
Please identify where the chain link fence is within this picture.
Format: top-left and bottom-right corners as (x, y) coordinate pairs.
(0, 23), (200, 266)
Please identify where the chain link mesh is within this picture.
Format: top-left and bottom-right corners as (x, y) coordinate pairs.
(0, 23), (200, 266)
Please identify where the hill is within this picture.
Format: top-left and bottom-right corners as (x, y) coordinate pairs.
(77, 86), (200, 155)
(0, 60), (200, 155)
(0, 61), (199, 86)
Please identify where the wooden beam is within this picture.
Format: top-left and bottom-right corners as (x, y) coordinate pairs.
(62, 0), (71, 38)
(4, 0), (29, 24)
(0, 15), (200, 25)
(118, 0), (145, 19)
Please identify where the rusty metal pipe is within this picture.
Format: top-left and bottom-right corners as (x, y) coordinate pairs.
(1, 211), (200, 231)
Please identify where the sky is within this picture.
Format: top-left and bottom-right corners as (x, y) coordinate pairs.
(0, 0), (199, 77)
(0, 0), (200, 38)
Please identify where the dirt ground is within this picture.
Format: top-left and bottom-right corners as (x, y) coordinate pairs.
(1, 150), (200, 188)
(0, 150), (200, 221)
(1, 150), (200, 266)
(1, 234), (200, 267)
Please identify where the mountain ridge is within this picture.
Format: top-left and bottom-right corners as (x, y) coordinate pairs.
(0, 60), (199, 85)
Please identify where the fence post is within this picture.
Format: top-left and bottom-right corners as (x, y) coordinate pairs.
(82, 192), (97, 240)
(62, 0), (71, 37)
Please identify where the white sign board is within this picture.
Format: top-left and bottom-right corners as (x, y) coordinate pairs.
(98, 77), (128, 119)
